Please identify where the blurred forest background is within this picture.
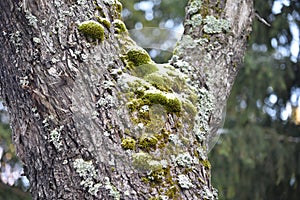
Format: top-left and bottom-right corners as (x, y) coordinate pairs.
(0, 0), (299, 199)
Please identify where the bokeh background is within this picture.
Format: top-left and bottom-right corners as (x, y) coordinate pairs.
(0, 0), (299, 199)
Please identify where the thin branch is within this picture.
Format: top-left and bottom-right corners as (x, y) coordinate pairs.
(255, 11), (271, 27)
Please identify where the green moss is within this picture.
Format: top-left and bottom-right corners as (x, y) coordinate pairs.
(78, 20), (105, 41)
(127, 98), (146, 111)
(144, 73), (172, 92)
(125, 47), (152, 69)
(201, 159), (211, 169)
(121, 137), (136, 150)
(115, 1), (123, 14)
(96, 17), (111, 29)
(143, 90), (182, 113)
(113, 19), (128, 34)
(132, 64), (158, 78)
(138, 135), (158, 151)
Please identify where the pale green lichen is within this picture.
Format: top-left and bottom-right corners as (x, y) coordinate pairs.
(187, 0), (202, 15)
(104, 177), (120, 200)
(77, 0), (87, 5)
(194, 88), (214, 143)
(49, 125), (64, 149)
(103, 0), (115, 5)
(32, 37), (41, 44)
(177, 174), (194, 189)
(25, 11), (38, 27)
(203, 16), (230, 34)
(19, 76), (29, 87)
(78, 20), (105, 41)
(186, 13), (203, 27)
(201, 185), (216, 200)
(132, 64), (158, 78)
(175, 152), (197, 168)
(73, 158), (101, 196)
(132, 152), (162, 171)
(121, 137), (136, 150)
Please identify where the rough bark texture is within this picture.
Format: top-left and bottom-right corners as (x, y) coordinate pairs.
(0, 0), (253, 199)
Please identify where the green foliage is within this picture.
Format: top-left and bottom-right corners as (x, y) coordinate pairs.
(0, 117), (31, 199)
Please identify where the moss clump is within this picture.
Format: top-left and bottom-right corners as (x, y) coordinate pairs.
(78, 20), (105, 41)
(115, 1), (123, 13)
(132, 64), (158, 78)
(143, 90), (182, 113)
(96, 17), (111, 29)
(121, 137), (136, 150)
(138, 135), (158, 151)
(113, 19), (128, 34)
(125, 47), (152, 68)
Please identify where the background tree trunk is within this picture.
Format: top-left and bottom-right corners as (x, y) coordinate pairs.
(0, 0), (253, 199)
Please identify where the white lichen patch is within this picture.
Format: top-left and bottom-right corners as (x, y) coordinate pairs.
(103, 0), (115, 5)
(178, 174), (194, 189)
(96, 96), (115, 108)
(76, 0), (87, 5)
(201, 185), (215, 200)
(203, 16), (230, 34)
(186, 14), (203, 27)
(175, 152), (196, 168)
(9, 31), (22, 52)
(25, 11), (38, 27)
(104, 177), (120, 200)
(187, 0), (202, 15)
(32, 37), (41, 44)
(19, 76), (29, 87)
(49, 125), (64, 149)
(73, 158), (101, 196)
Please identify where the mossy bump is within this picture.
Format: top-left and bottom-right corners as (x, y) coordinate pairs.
(121, 137), (136, 150)
(126, 47), (152, 67)
(113, 19), (128, 34)
(143, 90), (182, 113)
(78, 20), (105, 41)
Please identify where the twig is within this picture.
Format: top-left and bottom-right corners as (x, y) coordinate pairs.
(255, 11), (271, 27)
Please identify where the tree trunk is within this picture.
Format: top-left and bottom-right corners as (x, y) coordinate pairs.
(0, 0), (253, 199)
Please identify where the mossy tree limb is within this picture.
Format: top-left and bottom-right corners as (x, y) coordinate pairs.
(0, 0), (253, 199)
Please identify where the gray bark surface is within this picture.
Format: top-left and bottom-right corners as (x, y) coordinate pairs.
(0, 0), (253, 199)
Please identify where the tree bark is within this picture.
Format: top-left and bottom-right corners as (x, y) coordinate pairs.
(0, 0), (253, 199)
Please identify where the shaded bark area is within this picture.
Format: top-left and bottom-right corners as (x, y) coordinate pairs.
(0, 0), (253, 199)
